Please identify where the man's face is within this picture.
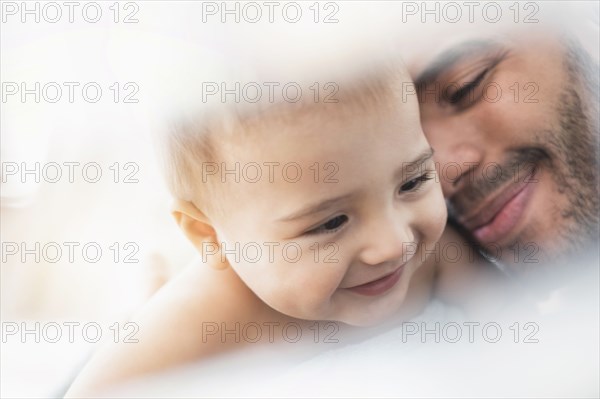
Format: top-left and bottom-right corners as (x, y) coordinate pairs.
(414, 33), (599, 271)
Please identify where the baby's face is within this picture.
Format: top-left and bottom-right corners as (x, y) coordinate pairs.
(210, 99), (447, 326)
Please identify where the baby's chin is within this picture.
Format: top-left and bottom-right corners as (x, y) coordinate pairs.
(341, 317), (386, 328)
(326, 304), (403, 328)
(271, 293), (409, 328)
(342, 310), (401, 327)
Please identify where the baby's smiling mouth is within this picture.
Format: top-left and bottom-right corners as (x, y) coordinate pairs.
(342, 264), (406, 296)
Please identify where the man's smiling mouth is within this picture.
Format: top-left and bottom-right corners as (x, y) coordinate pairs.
(458, 168), (538, 246)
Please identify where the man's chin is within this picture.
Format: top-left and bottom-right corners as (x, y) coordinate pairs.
(489, 233), (596, 276)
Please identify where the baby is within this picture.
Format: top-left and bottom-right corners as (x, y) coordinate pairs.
(66, 58), (492, 396)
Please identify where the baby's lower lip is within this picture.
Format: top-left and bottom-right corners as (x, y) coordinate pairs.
(347, 267), (404, 296)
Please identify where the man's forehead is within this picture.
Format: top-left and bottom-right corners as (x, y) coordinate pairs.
(397, 17), (575, 80)
(414, 39), (506, 85)
(395, 1), (596, 69)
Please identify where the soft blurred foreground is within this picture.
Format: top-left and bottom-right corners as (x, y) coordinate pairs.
(1, 1), (598, 397)
(103, 261), (600, 398)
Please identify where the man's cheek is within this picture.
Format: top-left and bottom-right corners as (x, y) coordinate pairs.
(477, 90), (548, 138)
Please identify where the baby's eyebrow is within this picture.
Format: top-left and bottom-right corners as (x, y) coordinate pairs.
(277, 149), (434, 223)
(394, 147), (435, 181)
(277, 192), (357, 223)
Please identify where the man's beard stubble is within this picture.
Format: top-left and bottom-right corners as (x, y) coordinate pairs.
(449, 39), (599, 268)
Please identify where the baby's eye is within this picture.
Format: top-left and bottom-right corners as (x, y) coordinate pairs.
(400, 173), (434, 193)
(306, 215), (348, 235)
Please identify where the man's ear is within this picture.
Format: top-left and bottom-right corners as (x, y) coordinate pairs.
(171, 200), (228, 270)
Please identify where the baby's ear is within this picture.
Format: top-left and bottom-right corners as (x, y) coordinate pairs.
(171, 200), (228, 270)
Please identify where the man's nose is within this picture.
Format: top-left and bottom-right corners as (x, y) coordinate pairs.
(358, 213), (416, 267)
(422, 121), (484, 198)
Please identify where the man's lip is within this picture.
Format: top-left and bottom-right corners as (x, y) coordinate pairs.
(460, 168), (536, 232)
(472, 182), (535, 245)
(343, 265), (405, 296)
(459, 169), (537, 245)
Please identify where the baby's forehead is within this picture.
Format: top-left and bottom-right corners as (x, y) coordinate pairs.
(200, 64), (418, 175)
(197, 56), (412, 139)
(233, 79), (407, 133)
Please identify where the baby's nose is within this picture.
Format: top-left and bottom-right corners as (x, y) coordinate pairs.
(358, 219), (416, 267)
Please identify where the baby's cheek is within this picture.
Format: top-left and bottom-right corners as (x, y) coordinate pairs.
(276, 263), (344, 319)
(421, 185), (448, 243)
(233, 265), (299, 315)
(229, 242), (348, 320)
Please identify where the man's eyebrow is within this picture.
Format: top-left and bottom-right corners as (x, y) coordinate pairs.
(415, 40), (504, 87)
(277, 192), (357, 223)
(394, 148), (435, 181)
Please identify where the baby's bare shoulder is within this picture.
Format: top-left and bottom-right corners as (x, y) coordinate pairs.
(66, 261), (268, 397)
(433, 226), (508, 313)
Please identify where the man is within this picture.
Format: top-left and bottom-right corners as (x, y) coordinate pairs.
(404, 5), (599, 273)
